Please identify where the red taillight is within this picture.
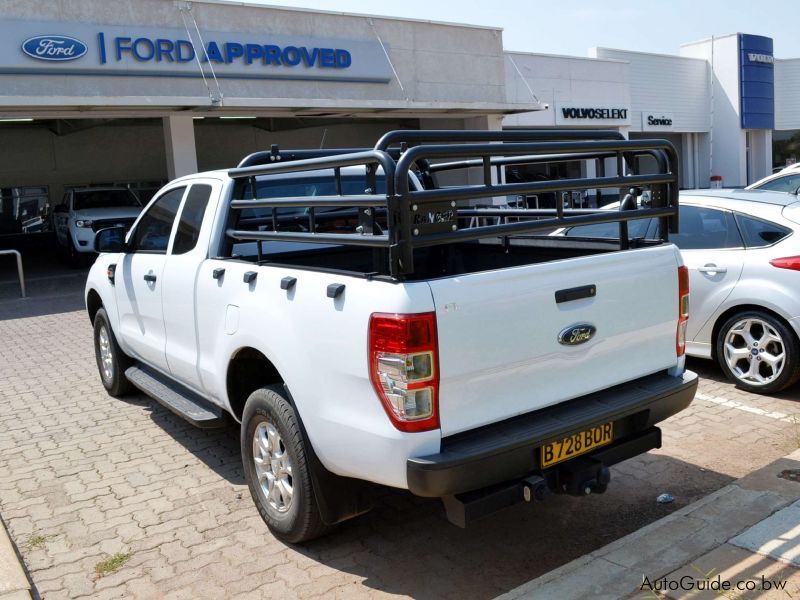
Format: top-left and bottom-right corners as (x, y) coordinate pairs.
(368, 312), (439, 433)
(770, 256), (800, 271)
(677, 266), (690, 356)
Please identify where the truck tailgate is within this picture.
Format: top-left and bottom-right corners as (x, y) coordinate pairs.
(427, 244), (681, 436)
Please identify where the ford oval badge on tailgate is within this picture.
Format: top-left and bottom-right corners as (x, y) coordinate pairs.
(558, 324), (596, 346)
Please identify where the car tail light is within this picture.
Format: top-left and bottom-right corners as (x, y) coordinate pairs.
(368, 312), (439, 432)
(770, 256), (800, 271)
(676, 266), (689, 356)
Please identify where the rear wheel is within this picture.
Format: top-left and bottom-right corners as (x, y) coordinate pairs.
(241, 386), (331, 543)
(716, 310), (800, 394)
(93, 307), (134, 397)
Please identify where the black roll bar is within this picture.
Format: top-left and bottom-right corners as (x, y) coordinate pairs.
(225, 130), (680, 279)
(374, 129), (626, 151)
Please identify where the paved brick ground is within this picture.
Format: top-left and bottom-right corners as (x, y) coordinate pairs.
(0, 278), (798, 599)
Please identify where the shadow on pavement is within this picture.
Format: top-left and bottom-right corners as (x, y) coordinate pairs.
(0, 248), (753, 599)
(295, 453), (733, 599)
(137, 389), (733, 599)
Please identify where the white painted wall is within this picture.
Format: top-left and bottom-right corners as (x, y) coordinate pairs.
(775, 59), (800, 130)
(503, 52), (630, 128)
(682, 34), (745, 187)
(591, 48), (709, 133)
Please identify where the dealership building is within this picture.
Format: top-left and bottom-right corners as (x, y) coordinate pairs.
(1, 0), (799, 241)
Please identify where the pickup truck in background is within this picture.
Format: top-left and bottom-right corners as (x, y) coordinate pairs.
(85, 130), (697, 543)
(54, 186), (143, 266)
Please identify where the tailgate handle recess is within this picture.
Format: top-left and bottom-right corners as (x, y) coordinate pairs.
(555, 285), (596, 304)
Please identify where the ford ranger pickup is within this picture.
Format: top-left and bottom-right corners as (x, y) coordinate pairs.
(85, 130), (697, 542)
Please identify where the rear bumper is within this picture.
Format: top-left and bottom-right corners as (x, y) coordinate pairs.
(407, 370), (698, 497)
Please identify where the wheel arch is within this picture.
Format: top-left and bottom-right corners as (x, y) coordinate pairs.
(710, 303), (797, 360)
(229, 347), (375, 527)
(86, 288), (103, 324)
(225, 346), (284, 422)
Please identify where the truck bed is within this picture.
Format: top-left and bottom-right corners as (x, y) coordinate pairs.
(236, 236), (660, 281)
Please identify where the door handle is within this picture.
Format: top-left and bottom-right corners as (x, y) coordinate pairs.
(697, 264), (727, 274)
(143, 273), (157, 283)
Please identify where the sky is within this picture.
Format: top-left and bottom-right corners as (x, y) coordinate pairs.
(237, 0), (800, 58)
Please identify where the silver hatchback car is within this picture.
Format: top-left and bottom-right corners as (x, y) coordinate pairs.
(561, 189), (800, 394)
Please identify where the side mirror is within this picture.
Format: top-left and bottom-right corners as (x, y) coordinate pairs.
(95, 227), (128, 253)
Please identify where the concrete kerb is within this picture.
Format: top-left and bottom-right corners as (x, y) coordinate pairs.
(497, 448), (800, 600)
(0, 516), (32, 600)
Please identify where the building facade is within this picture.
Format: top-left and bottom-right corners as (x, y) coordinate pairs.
(1, 0), (800, 241)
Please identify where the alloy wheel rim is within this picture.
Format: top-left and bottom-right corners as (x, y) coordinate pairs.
(723, 318), (785, 386)
(252, 421), (294, 513)
(98, 325), (114, 383)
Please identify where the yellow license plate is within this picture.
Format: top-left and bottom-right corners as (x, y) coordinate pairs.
(540, 423), (613, 468)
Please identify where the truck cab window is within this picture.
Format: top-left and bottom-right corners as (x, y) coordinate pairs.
(131, 187), (185, 253)
(172, 184), (212, 255)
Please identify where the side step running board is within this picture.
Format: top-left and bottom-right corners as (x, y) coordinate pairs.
(125, 365), (228, 429)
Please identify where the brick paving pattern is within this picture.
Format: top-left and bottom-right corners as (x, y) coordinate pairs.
(1, 284), (798, 599)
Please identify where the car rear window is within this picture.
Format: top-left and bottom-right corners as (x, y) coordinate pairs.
(735, 214), (792, 247)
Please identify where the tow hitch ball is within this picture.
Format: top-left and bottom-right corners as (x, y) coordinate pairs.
(550, 462), (612, 497)
(580, 466), (611, 495)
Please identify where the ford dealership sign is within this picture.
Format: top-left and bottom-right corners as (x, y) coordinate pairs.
(2, 20), (392, 83)
(22, 35), (87, 61)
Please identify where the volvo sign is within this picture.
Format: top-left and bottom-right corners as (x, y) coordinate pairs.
(555, 102), (631, 126)
(22, 35), (88, 61)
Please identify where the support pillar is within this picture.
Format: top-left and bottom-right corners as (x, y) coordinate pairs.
(163, 115), (198, 180)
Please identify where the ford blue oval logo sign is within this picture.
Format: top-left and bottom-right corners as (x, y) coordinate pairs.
(22, 35), (87, 61)
(558, 323), (597, 346)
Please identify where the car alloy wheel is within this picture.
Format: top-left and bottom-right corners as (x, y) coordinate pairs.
(97, 324), (114, 384)
(252, 420), (294, 513)
(723, 317), (785, 386)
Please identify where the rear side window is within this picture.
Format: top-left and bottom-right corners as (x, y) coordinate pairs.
(670, 206), (743, 250)
(131, 187), (185, 253)
(172, 184), (212, 255)
(736, 214), (792, 248)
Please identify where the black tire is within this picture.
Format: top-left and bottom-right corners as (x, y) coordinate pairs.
(93, 307), (134, 397)
(241, 386), (331, 543)
(715, 310), (800, 394)
(63, 236), (83, 268)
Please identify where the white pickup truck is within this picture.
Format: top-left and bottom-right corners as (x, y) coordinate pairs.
(85, 130), (697, 542)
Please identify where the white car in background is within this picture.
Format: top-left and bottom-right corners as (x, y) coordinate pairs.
(560, 189), (800, 394)
(53, 187), (143, 266)
(746, 163), (800, 192)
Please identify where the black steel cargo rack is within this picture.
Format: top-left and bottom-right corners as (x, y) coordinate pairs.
(225, 130), (680, 279)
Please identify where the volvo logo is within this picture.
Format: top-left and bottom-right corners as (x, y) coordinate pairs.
(558, 324), (597, 346)
(22, 35), (88, 61)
